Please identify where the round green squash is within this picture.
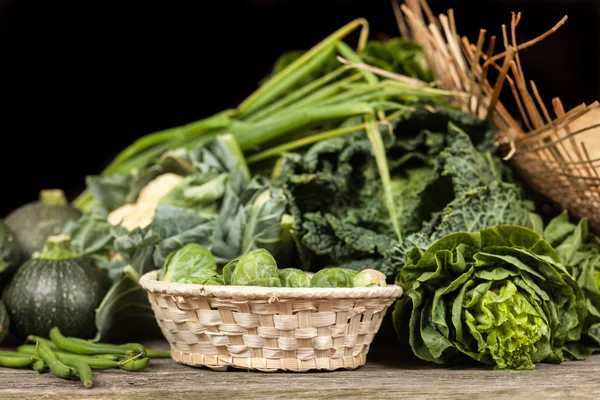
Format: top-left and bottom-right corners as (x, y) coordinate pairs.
(2, 235), (109, 339)
(4, 189), (81, 261)
(0, 300), (9, 344)
(0, 219), (21, 279)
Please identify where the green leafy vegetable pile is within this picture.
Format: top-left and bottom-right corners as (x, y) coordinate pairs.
(2, 14), (599, 374)
(44, 26), (537, 344)
(277, 105), (535, 277)
(47, 26), (449, 342)
(57, 134), (290, 341)
(536, 211), (600, 359)
(393, 225), (586, 370)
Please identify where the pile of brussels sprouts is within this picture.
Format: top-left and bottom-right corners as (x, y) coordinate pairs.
(158, 244), (387, 288)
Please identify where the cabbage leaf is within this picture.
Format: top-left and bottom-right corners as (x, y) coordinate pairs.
(393, 225), (587, 370)
(540, 211), (600, 360)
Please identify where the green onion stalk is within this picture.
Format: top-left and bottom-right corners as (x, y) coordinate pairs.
(72, 18), (458, 241)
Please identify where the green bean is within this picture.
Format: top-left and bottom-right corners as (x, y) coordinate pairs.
(56, 353), (119, 370)
(0, 355), (34, 368)
(27, 335), (59, 350)
(38, 342), (75, 379)
(145, 349), (171, 359)
(16, 344), (38, 354)
(32, 358), (46, 373)
(16, 344), (45, 372)
(0, 351), (33, 358)
(18, 344), (120, 370)
(64, 358), (93, 388)
(119, 357), (150, 372)
(50, 327), (146, 357)
(95, 354), (121, 361)
(67, 337), (100, 345)
(76, 339), (145, 357)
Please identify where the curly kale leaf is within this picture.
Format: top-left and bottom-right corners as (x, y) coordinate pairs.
(390, 103), (496, 152)
(301, 212), (394, 262)
(280, 107), (529, 278)
(437, 123), (502, 196)
(433, 183), (534, 241)
(389, 182), (535, 270)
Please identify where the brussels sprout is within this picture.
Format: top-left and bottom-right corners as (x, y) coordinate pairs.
(337, 268), (359, 280)
(353, 269), (387, 287)
(230, 249), (280, 287)
(310, 268), (355, 288)
(279, 268), (311, 288)
(222, 259), (238, 285)
(199, 275), (225, 285)
(160, 243), (218, 284)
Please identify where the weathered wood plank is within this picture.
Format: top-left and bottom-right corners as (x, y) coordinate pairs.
(1, 341), (599, 399)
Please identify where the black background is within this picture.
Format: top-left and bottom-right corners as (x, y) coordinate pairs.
(3, 0), (599, 216)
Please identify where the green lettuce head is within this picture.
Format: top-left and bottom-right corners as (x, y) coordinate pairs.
(393, 225), (586, 370)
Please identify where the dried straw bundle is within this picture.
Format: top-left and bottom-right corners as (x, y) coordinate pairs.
(393, 0), (600, 230)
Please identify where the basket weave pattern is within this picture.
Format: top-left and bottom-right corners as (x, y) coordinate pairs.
(140, 270), (402, 372)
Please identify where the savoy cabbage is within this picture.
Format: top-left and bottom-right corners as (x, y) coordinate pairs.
(277, 103), (535, 277)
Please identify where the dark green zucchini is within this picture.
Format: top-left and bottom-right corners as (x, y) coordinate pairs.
(0, 300), (8, 344)
(4, 189), (81, 260)
(2, 235), (109, 340)
(0, 220), (21, 279)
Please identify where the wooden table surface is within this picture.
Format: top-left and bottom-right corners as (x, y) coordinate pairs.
(1, 339), (599, 400)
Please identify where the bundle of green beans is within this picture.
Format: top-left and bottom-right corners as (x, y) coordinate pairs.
(0, 327), (170, 389)
(72, 18), (459, 220)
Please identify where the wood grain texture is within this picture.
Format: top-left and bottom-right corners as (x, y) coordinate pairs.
(1, 340), (599, 399)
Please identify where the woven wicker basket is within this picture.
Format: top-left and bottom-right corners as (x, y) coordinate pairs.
(394, 0), (600, 230)
(139, 270), (402, 372)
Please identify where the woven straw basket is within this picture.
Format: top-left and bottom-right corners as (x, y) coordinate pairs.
(396, 1), (600, 231)
(139, 270), (402, 372)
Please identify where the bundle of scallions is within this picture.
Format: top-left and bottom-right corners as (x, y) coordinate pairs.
(73, 18), (463, 242)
